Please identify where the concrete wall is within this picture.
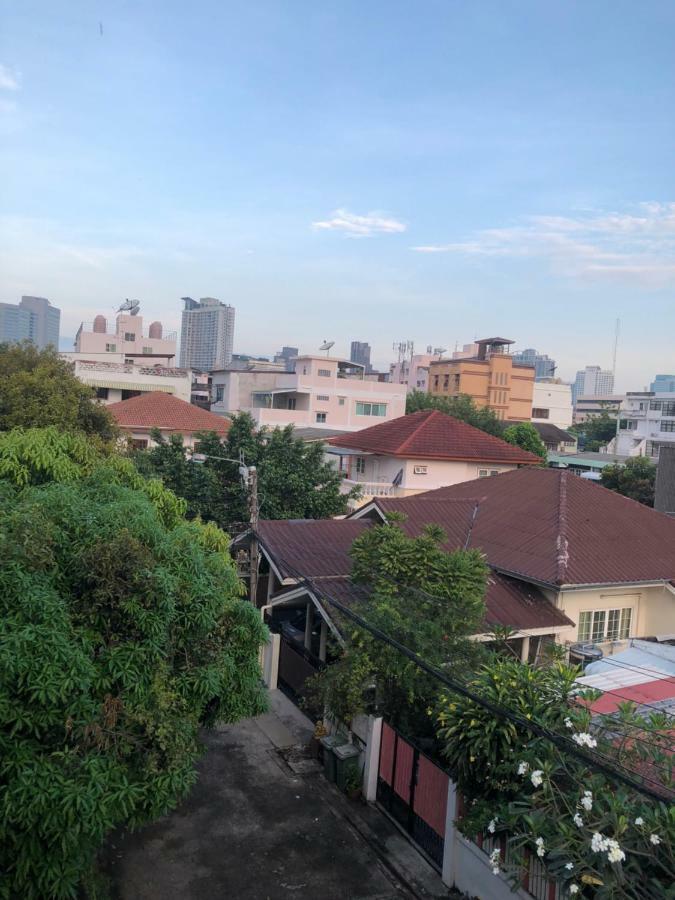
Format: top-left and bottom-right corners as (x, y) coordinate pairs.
(532, 382), (573, 429)
(429, 356), (534, 423)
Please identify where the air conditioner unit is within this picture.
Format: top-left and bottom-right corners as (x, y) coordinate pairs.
(413, 465), (428, 475)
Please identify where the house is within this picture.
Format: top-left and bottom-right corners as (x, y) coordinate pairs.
(74, 309), (177, 363)
(532, 422), (577, 454)
(66, 357), (193, 404)
(428, 337), (535, 422)
(325, 409), (541, 504)
(108, 391), (230, 449)
(531, 380), (573, 429)
(610, 390), (675, 461)
(246, 467), (675, 693)
(210, 354), (407, 432)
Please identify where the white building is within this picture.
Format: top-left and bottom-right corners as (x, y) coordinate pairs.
(572, 365), (615, 406)
(531, 380), (573, 429)
(610, 391), (675, 461)
(210, 354), (407, 431)
(179, 297), (235, 370)
(68, 357), (193, 404)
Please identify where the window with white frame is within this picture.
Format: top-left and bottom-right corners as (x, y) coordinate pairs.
(660, 420), (675, 432)
(215, 385), (224, 402)
(316, 412), (327, 423)
(355, 456), (366, 475)
(316, 394), (330, 401)
(577, 607), (632, 643)
(317, 368), (331, 377)
(105, 343), (116, 352)
(478, 468), (500, 478)
(355, 401), (387, 416)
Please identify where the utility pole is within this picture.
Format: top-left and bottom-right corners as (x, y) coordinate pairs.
(247, 465), (259, 605)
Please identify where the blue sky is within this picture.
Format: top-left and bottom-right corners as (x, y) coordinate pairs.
(1, 0), (674, 387)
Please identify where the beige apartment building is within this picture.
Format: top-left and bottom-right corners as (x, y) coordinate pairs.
(428, 337), (535, 422)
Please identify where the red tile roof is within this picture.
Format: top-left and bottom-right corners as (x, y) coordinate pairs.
(108, 392), (230, 436)
(367, 467), (675, 586)
(327, 410), (541, 465)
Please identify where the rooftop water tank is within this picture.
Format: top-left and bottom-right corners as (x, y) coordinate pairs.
(93, 315), (107, 333)
(148, 321), (163, 339)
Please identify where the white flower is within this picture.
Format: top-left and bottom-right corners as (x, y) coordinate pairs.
(535, 836), (545, 857)
(573, 813), (584, 828)
(591, 832), (608, 853)
(580, 790), (593, 811)
(569, 886), (579, 895)
(489, 848), (500, 874)
(531, 769), (544, 787)
(492, 867), (500, 876)
(634, 817), (644, 826)
(650, 833), (661, 845)
(572, 732), (598, 749)
(606, 840), (625, 864)
(517, 761), (529, 775)
(564, 717), (573, 729)
(565, 862), (574, 870)
(487, 818), (497, 834)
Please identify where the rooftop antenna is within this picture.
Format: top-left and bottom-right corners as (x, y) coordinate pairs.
(612, 317), (620, 376)
(318, 340), (334, 357)
(116, 298), (140, 316)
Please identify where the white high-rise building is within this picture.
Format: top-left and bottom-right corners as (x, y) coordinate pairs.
(611, 392), (675, 461)
(179, 297), (235, 370)
(572, 366), (615, 406)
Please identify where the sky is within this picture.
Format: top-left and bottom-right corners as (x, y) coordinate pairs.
(1, 0), (674, 389)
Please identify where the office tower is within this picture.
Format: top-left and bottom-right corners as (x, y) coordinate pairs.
(651, 375), (675, 393)
(572, 366), (615, 406)
(179, 297), (235, 370)
(274, 346), (299, 370)
(512, 348), (556, 380)
(350, 340), (372, 372)
(0, 295), (61, 349)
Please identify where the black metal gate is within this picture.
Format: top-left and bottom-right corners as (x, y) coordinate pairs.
(277, 634), (324, 716)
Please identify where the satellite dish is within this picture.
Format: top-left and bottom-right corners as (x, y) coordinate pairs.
(117, 298), (141, 316)
(319, 340), (335, 354)
(433, 347), (446, 357)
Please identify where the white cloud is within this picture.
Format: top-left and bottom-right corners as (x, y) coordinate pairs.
(412, 202), (675, 286)
(312, 208), (406, 237)
(0, 64), (20, 91)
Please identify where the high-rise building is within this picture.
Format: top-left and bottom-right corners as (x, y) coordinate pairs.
(273, 346), (299, 370)
(512, 348), (556, 380)
(179, 297), (235, 370)
(651, 375), (675, 393)
(0, 295), (60, 349)
(350, 341), (372, 372)
(572, 366), (615, 406)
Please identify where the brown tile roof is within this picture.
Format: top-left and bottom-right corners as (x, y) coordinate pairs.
(532, 422), (575, 444)
(370, 467), (675, 586)
(326, 410), (541, 465)
(108, 392), (230, 436)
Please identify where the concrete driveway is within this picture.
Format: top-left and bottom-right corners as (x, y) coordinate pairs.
(104, 692), (449, 900)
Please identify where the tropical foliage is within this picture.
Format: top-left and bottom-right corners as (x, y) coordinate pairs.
(601, 456), (656, 507)
(406, 390), (505, 437)
(570, 410), (617, 452)
(503, 421), (547, 460)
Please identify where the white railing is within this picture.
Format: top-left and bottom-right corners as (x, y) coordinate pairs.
(340, 479), (400, 498)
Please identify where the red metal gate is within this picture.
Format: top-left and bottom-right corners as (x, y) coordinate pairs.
(377, 721), (449, 868)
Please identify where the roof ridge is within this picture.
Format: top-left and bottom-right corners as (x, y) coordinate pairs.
(555, 469), (569, 584)
(395, 408), (438, 454)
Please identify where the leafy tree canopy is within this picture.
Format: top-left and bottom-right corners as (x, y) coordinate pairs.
(600, 455), (656, 507)
(134, 413), (358, 530)
(569, 409), (617, 452)
(503, 422), (547, 460)
(0, 429), (267, 897)
(308, 520), (488, 735)
(406, 390), (505, 437)
(0, 342), (117, 441)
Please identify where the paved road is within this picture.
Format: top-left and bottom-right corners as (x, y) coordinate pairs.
(104, 694), (418, 900)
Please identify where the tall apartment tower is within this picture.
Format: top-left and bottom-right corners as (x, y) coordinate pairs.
(511, 348), (556, 380)
(572, 366), (615, 406)
(0, 295), (60, 349)
(350, 341), (372, 372)
(179, 297), (235, 370)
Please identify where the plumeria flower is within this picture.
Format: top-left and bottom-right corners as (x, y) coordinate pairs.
(650, 834), (661, 846)
(565, 863), (574, 870)
(591, 832), (607, 852)
(606, 841), (625, 864)
(573, 813), (584, 828)
(489, 847), (501, 875)
(531, 769), (543, 787)
(487, 818), (497, 834)
(572, 732), (598, 749)
(634, 817), (644, 826)
(580, 790), (593, 811)
(535, 836), (545, 858)
(569, 886), (579, 895)
(564, 717), (573, 729)
(517, 761), (529, 775)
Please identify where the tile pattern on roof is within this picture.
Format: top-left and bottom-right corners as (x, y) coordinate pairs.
(108, 392), (230, 434)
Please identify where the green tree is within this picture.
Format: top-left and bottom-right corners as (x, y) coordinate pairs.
(406, 390), (505, 437)
(309, 519), (488, 735)
(0, 428), (267, 898)
(0, 342), (116, 440)
(134, 413), (358, 530)
(503, 422), (547, 460)
(570, 409), (617, 452)
(600, 456), (656, 507)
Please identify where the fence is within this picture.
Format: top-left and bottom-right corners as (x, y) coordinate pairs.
(276, 633), (325, 717)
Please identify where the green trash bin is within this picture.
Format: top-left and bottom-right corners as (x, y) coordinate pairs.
(334, 743), (361, 792)
(320, 735), (342, 783)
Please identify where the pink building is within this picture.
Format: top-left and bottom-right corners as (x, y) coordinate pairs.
(74, 311), (177, 362)
(389, 352), (442, 392)
(210, 354), (407, 431)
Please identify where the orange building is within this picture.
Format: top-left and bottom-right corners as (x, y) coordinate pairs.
(428, 337), (535, 422)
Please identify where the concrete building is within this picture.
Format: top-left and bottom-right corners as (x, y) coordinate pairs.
(573, 394), (624, 424)
(179, 296), (235, 370)
(610, 391), (675, 461)
(350, 341), (372, 373)
(451, 342), (479, 359)
(0, 295), (60, 349)
(572, 365), (615, 406)
(428, 337), (535, 422)
(531, 380), (573, 429)
(389, 352), (440, 392)
(651, 374), (675, 393)
(210, 354), (406, 431)
(273, 346), (299, 370)
(68, 357), (193, 404)
(512, 347), (556, 380)
(74, 310), (176, 362)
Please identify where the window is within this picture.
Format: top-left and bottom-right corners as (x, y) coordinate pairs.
(661, 420), (675, 432)
(105, 343), (117, 352)
(121, 389), (142, 401)
(338, 397), (345, 406)
(478, 468), (500, 478)
(453, 374), (460, 390)
(619, 419), (637, 430)
(355, 456), (366, 475)
(124, 358), (134, 364)
(532, 407), (549, 419)
(142, 346), (153, 354)
(434, 375), (439, 389)
(317, 368), (331, 377)
(215, 385), (224, 402)
(130, 438), (149, 450)
(650, 400), (663, 411)
(316, 394), (330, 401)
(316, 412), (327, 423)
(578, 607), (632, 643)
(124, 332), (136, 341)
(95, 387), (109, 400)
(662, 401), (675, 417)
(443, 374), (449, 390)
(356, 401), (387, 416)
(287, 398), (296, 410)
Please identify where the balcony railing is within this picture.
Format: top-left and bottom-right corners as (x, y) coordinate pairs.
(340, 478), (401, 498)
(76, 322), (177, 342)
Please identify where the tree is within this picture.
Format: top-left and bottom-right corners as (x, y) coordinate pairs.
(570, 409), (617, 452)
(134, 413), (359, 530)
(0, 428), (267, 898)
(308, 519), (488, 736)
(503, 422), (547, 460)
(406, 390), (505, 437)
(601, 456), (656, 507)
(0, 342), (116, 440)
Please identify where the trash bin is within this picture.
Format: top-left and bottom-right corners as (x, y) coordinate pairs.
(334, 743), (361, 792)
(320, 735), (342, 783)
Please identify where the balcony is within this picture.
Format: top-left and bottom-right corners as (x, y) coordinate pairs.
(340, 479), (401, 499)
